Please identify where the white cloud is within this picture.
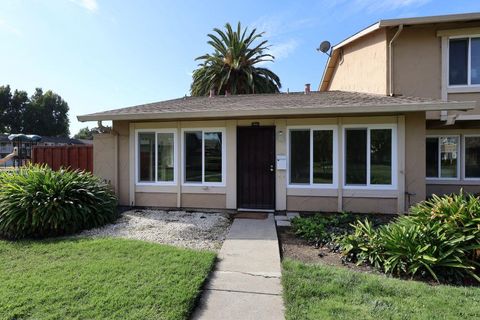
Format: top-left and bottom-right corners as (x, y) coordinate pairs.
(270, 39), (299, 61)
(353, 0), (432, 13)
(257, 39), (299, 66)
(70, 0), (99, 13)
(0, 18), (21, 36)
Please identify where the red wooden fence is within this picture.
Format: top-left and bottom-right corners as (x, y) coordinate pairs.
(31, 145), (93, 173)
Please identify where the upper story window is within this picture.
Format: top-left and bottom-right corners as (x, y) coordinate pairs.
(449, 37), (480, 86)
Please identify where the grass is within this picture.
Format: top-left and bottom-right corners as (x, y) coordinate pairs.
(282, 259), (480, 320)
(0, 237), (216, 320)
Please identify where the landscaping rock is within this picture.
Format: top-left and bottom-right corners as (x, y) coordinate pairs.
(79, 209), (232, 251)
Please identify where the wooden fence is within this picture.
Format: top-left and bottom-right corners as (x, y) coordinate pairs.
(31, 145), (93, 173)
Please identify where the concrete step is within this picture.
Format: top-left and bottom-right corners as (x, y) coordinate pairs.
(276, 220), (291, 227)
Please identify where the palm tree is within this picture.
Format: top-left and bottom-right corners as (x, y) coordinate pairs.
(191, 22), (281, 96)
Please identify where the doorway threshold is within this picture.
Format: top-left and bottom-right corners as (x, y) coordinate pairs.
(237, 208), (275, 213)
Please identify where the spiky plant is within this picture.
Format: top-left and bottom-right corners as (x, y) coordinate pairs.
(0, 165), (117, 239)
(191, 22), (281, 96)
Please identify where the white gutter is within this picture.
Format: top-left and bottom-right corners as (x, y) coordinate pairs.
(389, 25), (403, 96)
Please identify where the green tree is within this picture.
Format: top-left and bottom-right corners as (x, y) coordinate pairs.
(191, 22), (281, 96)
(26, 88), (70, 136)
(0, 85), (12, 132)
(6, 90), (29, 133)
(74, 127), (95, 140)
(0, 86), (29, 133)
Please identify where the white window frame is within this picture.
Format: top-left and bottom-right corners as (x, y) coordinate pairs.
(286, 125), (338, 189)
(135, 129), (178, 186)
(447, 35), (480, 89)
(343, 124), (397, 190)
(425, 135), (460, 180)
(463, 134), (480, 181)
(181, 128), (226, 187)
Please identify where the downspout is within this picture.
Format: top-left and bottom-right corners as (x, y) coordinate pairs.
(389, 25), (404, 96)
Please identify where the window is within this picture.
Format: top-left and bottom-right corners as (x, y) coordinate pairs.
(138, 133), (155, 182)
(449, 37), (480, 86)
(345, 129), (367, 185)
(184, 129), (224, 185)
(464, 136), (480, 178)
(157, 133), (175, 182)
(425, 136), (459, 179)
(344, 126), (395, 188)
(370, 129), (392, 185)
(289, 127), (336, 186)
(137, 130), (176, 184)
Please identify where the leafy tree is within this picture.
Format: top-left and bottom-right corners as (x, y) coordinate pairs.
(0, 86), (29, 133)
(74, 127), (95, 140)
(6, 89), (29, 133)
(26, 88), (70, 136)
(191, 22), (281, 96)
(0, 85), (69, 136)
(0, 85), (12, 132)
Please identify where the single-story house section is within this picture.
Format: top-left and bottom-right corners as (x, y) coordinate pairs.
(77, 91), (474, 214)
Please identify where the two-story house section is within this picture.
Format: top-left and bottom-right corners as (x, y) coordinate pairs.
(320, 12), (480, 198)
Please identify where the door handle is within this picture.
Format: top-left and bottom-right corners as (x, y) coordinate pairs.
(269, 164), (275, 172)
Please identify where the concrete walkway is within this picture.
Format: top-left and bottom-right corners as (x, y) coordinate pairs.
(192, 214), (284, 320)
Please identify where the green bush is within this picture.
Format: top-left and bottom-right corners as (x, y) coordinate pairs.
(0, 165), (117, 239)
(291, 213), (360, 244)
(341, 191), (480, 282)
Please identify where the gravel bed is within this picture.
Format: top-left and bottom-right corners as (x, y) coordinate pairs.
(80, 209), (232, 251)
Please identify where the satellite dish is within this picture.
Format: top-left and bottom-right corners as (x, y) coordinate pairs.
(317, 41), (331, 56)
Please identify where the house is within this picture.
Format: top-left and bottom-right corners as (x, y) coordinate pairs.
(78, 12), (480, 214)
(320, 12), (480, 199)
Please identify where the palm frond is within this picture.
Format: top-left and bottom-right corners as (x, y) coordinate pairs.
(191, 22), (281, 96)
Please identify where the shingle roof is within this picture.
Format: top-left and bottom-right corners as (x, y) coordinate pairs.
(77, 91), (474, 122)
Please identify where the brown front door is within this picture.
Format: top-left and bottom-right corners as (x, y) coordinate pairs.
(237, 126), (276, 210)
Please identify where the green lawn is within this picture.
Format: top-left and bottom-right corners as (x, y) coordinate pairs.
(282, 259), (480, 320)
(0, 238), (216, 320)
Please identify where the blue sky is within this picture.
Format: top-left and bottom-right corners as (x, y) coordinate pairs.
(1, 0), (480, 135)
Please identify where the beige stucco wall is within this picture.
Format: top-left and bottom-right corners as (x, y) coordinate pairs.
(287, 196), (338, 212)
(101, 115), (420, 214)
(135, 192), (177, 208)
(329, 29), (388, 94)
(390, 25), (441, 99)
(405, 112), (426, 206)
(427, 184), (480, 197)
(343, 197), (397, 214)
(113, 121), (130, 206)
(326, 22), (480, 120)
(387, 22), (480, 119)
(93, 133), (117, 192)
(447, 93), (480, 116)
(181, 194), (227, 209)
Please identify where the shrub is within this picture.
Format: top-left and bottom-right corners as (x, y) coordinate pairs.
(341, 191), (480, 282)
(291, 213), (361, 245)
(0, 165), (117, 239)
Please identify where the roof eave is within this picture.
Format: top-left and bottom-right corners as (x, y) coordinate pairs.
(77, 101), (475, 122)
